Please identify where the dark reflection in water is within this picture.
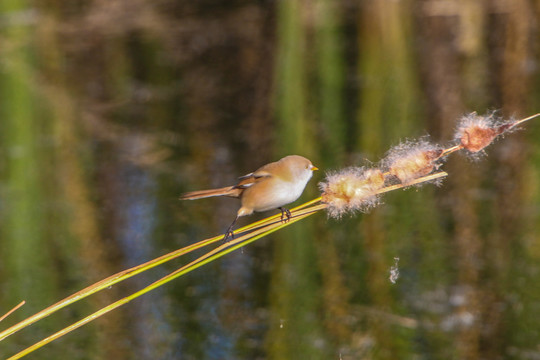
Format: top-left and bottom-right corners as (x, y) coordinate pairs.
(1, 1), (540, 359)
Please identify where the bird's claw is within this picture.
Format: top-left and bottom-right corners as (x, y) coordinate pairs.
(279, 207), (292, 223)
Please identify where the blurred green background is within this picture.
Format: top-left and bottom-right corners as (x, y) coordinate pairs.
(1, 0), (540, 359)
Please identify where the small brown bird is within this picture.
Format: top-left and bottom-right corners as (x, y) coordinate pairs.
(180, 155), (318, 240)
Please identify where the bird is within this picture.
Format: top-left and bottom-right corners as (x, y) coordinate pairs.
(180, 155), (318, 241)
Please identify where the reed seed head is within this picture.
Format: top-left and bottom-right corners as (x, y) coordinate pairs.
(320, 167), (385, 218)
(455, 112), (507, 153)
(384, 140), (443, 184)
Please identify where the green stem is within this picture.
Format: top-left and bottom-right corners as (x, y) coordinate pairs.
(7, 210), (321, 359)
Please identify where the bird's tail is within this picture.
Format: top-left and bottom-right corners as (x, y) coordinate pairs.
(179, 186), (241, 200)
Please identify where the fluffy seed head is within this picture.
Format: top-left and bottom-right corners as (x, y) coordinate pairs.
(455, 112), (508, 153)
(320, 167), (385, 218)
(384, 140), (443, 184)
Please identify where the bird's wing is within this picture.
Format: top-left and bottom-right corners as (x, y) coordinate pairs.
(235, 170), (272, 189)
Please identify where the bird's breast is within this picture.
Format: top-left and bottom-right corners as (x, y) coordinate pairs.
(240, 177), (307, 213)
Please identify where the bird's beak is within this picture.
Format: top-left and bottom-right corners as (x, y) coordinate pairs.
(311, 165), (319, 171)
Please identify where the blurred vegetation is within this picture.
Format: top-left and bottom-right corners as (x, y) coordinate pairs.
(1, 0), (540, 359)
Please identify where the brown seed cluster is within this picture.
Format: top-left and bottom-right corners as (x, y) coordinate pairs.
(454, 113), (509, 153)
(385, 141), (443, 184)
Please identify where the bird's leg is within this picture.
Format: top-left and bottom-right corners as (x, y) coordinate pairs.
(278, 207), (292, 223)
(223, 215), (239, 242)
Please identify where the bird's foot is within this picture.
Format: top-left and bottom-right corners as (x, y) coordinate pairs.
(279, 207), (292, 223)
(223, 229), (235, 242)
(223, 216), (239, 243)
